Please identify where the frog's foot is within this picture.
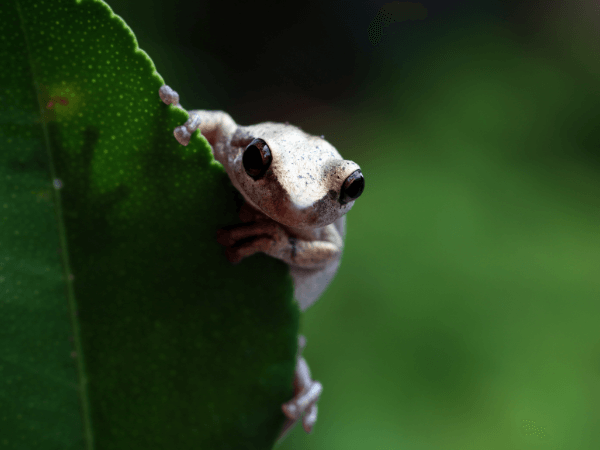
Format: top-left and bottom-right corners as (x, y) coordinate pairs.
(158, 85), (200, 146)
(216, 221), (287, 264)
(276, 335), (323, 443)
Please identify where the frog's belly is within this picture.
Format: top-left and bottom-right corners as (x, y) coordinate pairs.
(289, 259), (341, 311)
(289, 215), (346, 311)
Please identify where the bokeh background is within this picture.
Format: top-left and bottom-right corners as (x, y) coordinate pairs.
(109, 1), (600, 448)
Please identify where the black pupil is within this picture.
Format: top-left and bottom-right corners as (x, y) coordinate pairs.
(243, 145), (263, 171)
(346, 176), (364, 199)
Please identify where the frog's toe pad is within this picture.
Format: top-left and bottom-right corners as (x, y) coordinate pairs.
(158, 85), (179, 105)
(302, 403), (318, 433)
(174, 125), (191, 146)
(223, 247), (244, 264)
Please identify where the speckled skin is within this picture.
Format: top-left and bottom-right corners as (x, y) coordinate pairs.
(159, 85), (362, 441)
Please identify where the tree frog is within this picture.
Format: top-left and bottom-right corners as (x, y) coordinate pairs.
(159, 85), (365, 442)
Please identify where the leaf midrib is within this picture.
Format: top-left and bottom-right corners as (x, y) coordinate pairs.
(15, 0), (95, 447)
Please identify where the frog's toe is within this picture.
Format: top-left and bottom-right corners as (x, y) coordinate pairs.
(225, 237), (272, 263)
(282, 379), (323, 422)
(223, 246), (244, 264)
(276, 342), (323, 442)
(174, 125), (192, 146)
(302, 403), (318, 433)
(216, 224), (256, 247)
(158, 85), (179, 105)
(215, 228), (234, 246)
(276, 379), (322, 442)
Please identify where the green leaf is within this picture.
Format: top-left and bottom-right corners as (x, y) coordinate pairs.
(0, 0), (299, 448)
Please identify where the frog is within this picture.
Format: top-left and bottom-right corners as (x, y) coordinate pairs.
(158, 85), (365, 442)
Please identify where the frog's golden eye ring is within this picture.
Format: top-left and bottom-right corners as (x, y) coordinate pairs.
(340, 169), (365, 205)
(243, 138), (272, 180)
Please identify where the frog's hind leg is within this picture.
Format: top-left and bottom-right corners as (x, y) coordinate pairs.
(158, 85), (235, 147)
(276, 335), (323, 443)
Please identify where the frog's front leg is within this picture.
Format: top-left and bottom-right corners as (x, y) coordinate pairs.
(276, 335), (323, 442)
(216, 220), (287, 264)
(216, 221), (341, 268)
(216, 204), (342, 269)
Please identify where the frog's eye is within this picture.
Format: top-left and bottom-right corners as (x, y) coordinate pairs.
(340, 169), (365, 205)
(243, 138), (272, 179)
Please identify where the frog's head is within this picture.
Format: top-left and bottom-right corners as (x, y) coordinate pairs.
(227, 122), (365, 229)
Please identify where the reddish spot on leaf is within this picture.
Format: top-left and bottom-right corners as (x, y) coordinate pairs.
(46, 95), (69, 109)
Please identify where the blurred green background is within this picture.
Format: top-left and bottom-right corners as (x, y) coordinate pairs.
(108, 1), (600, 448)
